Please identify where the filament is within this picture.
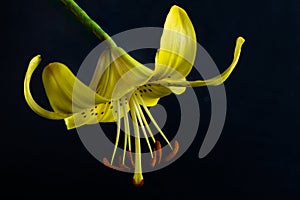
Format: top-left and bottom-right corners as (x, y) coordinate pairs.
(137, 94), (172, 150)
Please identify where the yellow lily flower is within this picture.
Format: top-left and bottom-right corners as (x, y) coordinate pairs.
(24, 5), (245, 186)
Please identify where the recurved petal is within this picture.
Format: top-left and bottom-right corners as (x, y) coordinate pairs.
(188, 37), (245, 87)
(149, 37), (246, 88)
(24, 55), (71, 119)
(42, 62), (109, 114)
(139, 37), (245, 106)
(152, 5), (197, 80)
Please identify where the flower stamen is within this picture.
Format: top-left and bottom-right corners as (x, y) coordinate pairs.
(118, 156), (130, 171)
(134, 96), (156, 143)
(150, 149), (157, 168)
(121, 97), (131, 164)
(132, 97), (154, 158)
(156, 141), (162, 165)
(103, 157), (123, 171)
(137, 94), (173, 150)
(165, 140), (179, 162)
(110, 100), (121, 164)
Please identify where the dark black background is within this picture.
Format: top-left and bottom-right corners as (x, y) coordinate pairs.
(1, 0), (299, 199)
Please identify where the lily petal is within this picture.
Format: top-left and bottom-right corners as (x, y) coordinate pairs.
(24, 55), (71, 119)
(42, 62), (109, 114)
(89, 47), (153, 100)
(64, 99), (130, 129)
(135, 84), (172, 107)
(152, 5), (197, 80)
(154, 37), (246, 88)
(139, 37), (245, 106)
(138, 5), (196, 106)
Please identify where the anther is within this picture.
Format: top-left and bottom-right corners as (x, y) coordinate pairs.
(155, 141), (162, 165)
(103, 157), (123, 171)
(165, 140), (179, 162)
(118, 156), (130, 171)
(150, 149), (157, 168)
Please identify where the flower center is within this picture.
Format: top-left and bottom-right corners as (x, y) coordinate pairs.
(102, 91), (179, 186)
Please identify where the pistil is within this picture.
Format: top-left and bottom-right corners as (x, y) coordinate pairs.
(129, 100), (144, 186)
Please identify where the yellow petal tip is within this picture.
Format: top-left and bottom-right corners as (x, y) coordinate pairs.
(29, 55), (42, 66)
(237, 36), (246, 44)
(171, 5), (180, 9)
(170, 5), (186, 14)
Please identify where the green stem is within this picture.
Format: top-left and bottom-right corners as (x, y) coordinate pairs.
(60, 0), (116, 47)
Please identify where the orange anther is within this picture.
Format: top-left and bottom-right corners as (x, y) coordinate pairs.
(164, 140), (179, 162)
(155, 141), (162, 164)
(103, 157), (123, 171)
(118, 156), (130, 171)
(150, 150), (157, 168)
